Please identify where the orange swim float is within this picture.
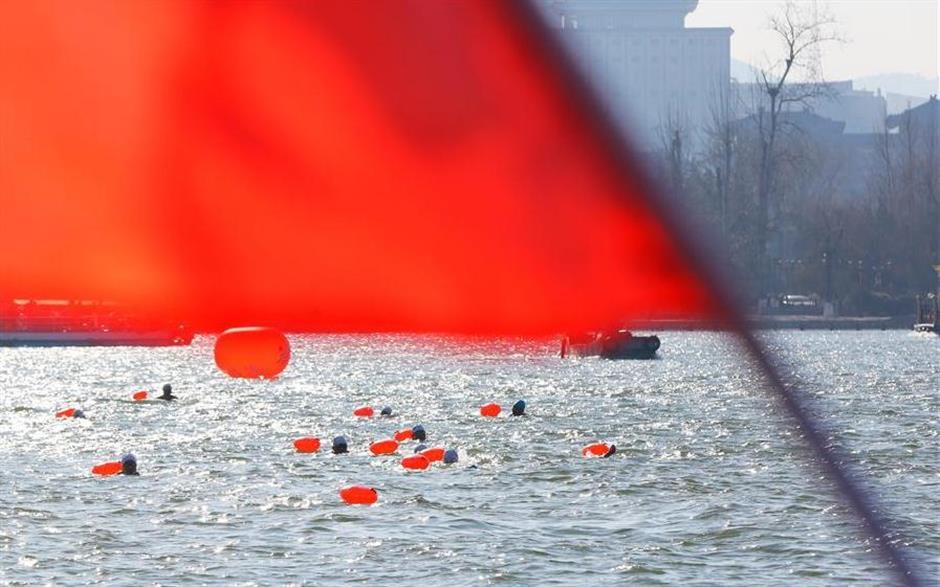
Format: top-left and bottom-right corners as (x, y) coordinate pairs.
(420, 447), (445, 462)
(56, 408), (76, 418)
(340, 485), (378, 505)
(394, 428), (413, 441)
(480, 403), (501, 417)
(401, 455), (430, 470)
(91, 461), (123, 476)
(582, 442), (611, 457)
(132, 391), (148, 401)
(354, 406), (374, 418)
(293, 437), (321, 453)
(369, 439), (399, 455)
(214, 327), (291, 379)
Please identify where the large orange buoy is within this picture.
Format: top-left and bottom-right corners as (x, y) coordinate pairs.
(401, 455), (430, 470)
(353, 406), (374, 418)
(92, 461), (123, 476)
(480, 403), (501, 417)
(582, 442), (610, 457)
(369, 439), (399, 455)
(132, 391), (148, 401)
(214, 327), (290, 379)
(420, 447), (445, 462)
(394, 428), (413, 441)
(56, 408), (76, 418)
(294, 437), (321, 453)
(340, 485), (378, 505)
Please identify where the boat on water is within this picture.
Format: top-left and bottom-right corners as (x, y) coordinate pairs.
(560, 329), (660, 359)
(913, 293), (938, 335)
(0, 299), (193, 347)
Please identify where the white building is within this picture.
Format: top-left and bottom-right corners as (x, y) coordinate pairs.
(540, 0), (733, 151)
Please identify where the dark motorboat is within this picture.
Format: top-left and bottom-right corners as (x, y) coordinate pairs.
(561, 329), (660, 360)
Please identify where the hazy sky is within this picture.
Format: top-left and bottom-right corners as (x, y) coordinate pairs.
(687, 0), (939, 81)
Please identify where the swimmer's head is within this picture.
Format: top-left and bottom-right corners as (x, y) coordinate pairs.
(511, 400), (526, 416)
(411, 424), (426, 442)
(73, 409), (86, 419)
(380, 406), (393, 417)
(603, 444), (617, 458)
(332, 436), (348, 454)
(413, 444), (428, 454)
(121, 453), (138, 475)
(443, 449), (458, 464)
(161, 384), (172, 396)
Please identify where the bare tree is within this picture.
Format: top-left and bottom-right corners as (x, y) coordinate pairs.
(753, 1), (841, 295)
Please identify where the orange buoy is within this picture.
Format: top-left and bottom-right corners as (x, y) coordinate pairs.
(132, 391), (148, 401)
(293, 437), (321, 453)
(340, 485), (378, 505)
(369, 439), (399, 455)
(394, 428), (413, 441)
(420, 447), (445, 462)
(401, 455), (430, 470)
(480, 403), (501, 417)
(353, 406), (374, 418)
(56, 408), (76, 418)
(214, 327), (290, 379)
(582, 442), (610, 457)
(92, 461), (123, 476)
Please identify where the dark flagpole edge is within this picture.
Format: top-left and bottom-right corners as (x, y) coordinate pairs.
(509, 2), (928, 585)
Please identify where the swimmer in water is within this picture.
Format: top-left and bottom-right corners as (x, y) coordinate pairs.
(73, 409), (86, 419)
(411, 424), (426, 442)
(603, 445), (617, 458)
(121, 453), (140, 476)
(332, 436), (348, 454)
(380, 406), (393, 417)
(511, 400), (526, 416)
(158, 384), (176, 401)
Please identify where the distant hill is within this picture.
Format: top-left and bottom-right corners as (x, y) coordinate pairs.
(853, 73), (938, 100)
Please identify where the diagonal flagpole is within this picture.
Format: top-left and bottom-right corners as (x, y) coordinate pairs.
(512, 2), (930, 585)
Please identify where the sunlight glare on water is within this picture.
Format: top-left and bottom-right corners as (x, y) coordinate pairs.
(0, 332), (936, 585)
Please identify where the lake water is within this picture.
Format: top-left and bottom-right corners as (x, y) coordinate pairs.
(1, 331), (937, 586)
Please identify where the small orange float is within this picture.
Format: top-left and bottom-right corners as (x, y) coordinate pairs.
(401, 455), (430, 470)
(92, 461), (123, 476)
(353, 406), (374, 418)
(369, 439), (399, 455)
(340, 485), (378, 505)
(294, 437), (321, 453)
(214, 327), (290, 379)
(132, 391), (148, 401)
(582, 443), (610, 457)
(420, 447), (445, 462)
(394, 428), (413, 441)
(480, 403), (501, 417)
(56, 408), (76, 418)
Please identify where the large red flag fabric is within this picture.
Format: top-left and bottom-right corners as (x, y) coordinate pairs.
(0, 1), (720, 334)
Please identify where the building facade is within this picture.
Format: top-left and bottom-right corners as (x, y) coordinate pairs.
(541, 0), (733, 151)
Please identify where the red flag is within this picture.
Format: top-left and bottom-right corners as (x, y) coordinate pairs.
(0, 1), (719, 334)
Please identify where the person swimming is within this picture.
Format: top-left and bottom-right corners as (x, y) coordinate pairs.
(603, 445), (617, 458)
(73, 409), (86, 419)
(332, 435), (348, 454)
(511, 400), (526, 416)
(411, 424), (426, 442)
(158, 384), (176, 401)
(380, 406), (393, 417)
(121, 453), (140, 476)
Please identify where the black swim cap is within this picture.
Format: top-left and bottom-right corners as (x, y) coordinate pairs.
(332, 436), (348, 454)
(411, 424), (426, 442)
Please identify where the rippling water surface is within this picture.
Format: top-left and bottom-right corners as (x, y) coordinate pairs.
(1, 331), (937, 585)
